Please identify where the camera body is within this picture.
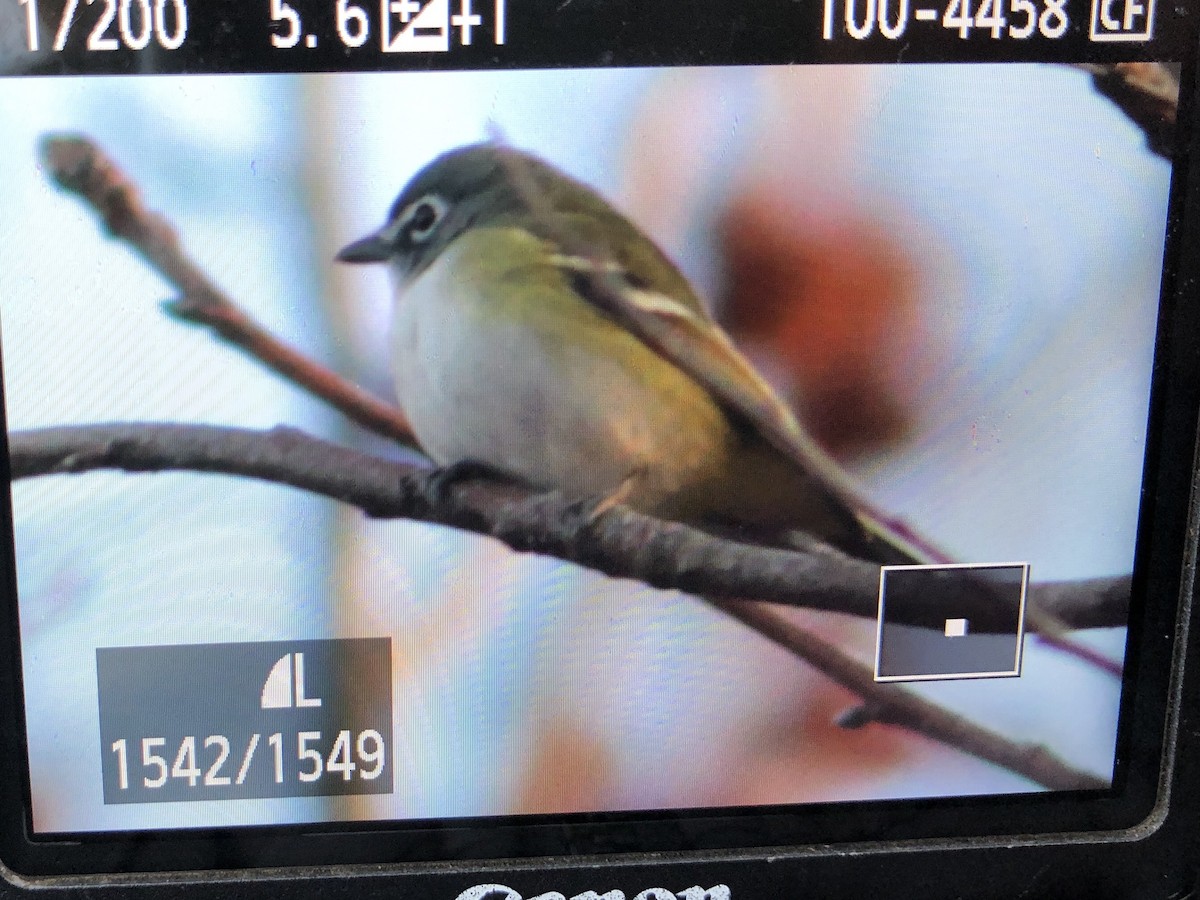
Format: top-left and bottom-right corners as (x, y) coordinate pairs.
(0, 1), (1197, 896)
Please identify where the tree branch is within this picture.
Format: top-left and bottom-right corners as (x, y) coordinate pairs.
(8, 421), (1110, 791)
(39, 134), (419, 449)
(8, 422), (1128, 633)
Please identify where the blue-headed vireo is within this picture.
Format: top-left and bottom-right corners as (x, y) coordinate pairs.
(337, 143), (922, 565)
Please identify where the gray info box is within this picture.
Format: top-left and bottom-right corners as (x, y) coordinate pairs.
(97, 639), (392, 804)
(874, 564), (1029, 682)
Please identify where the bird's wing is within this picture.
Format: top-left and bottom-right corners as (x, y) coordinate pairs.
(553, 253), (941, 563)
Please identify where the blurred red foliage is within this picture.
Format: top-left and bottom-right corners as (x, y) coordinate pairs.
(718, 186), (921, 458)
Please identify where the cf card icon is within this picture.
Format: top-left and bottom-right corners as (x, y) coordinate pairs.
(1090, 0), (1155, 40)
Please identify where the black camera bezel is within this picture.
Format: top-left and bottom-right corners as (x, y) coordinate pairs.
(0, 0), (1198, 892)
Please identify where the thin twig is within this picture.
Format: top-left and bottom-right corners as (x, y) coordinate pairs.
(38, 134), (419, 449)
(707, 599), (1108, 791)
(8, 422), (1109, 791)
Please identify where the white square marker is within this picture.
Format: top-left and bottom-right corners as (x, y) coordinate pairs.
(944, 618), (969, 638)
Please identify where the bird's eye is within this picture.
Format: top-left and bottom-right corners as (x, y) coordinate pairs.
(400, 195), (447, 244)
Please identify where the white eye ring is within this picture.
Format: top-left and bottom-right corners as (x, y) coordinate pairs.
(397, 194), (448, 244)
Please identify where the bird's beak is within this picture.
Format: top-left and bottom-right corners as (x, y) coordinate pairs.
(336, 229), (392, 264)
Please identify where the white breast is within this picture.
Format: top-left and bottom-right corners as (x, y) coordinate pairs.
(388, 230), (729, 506)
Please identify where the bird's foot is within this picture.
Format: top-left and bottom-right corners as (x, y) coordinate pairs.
(835, 702), (894, 730)
(422, 459), (528, 508)
(570, 467), (645, 525)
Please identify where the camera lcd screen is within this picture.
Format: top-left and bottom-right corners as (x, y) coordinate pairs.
(0, 0), (1191, 878)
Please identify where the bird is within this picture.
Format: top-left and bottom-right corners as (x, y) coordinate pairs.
(336, 142), (925, 566)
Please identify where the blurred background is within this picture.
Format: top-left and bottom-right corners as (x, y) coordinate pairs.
(0, 63), (1173, 832)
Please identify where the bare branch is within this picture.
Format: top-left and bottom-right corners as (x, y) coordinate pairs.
(38, 134), (419, 449)
(8, 422), (1110, 790)
(8, 422), (1129, 633)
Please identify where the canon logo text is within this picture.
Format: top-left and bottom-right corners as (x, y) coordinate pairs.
(454, 885), (731, 900)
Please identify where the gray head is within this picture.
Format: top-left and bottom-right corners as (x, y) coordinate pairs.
(336, 142), (584, 281)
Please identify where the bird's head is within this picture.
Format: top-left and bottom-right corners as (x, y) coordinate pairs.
(336, 142), (564, 282)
